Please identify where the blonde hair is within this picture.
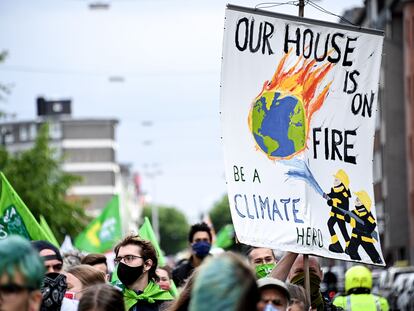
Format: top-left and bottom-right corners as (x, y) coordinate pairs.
(66, 264), (106, 287)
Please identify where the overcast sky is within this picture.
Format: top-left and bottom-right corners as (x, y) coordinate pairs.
(0, 0), (363, 221)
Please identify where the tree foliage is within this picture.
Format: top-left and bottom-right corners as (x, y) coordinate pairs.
(209, 194), (232, 233)
(143, 204), (189, 255)
(0, 123), (89, 242)
(0, 50), (11, 102)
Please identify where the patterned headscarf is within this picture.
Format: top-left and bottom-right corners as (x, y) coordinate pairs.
(40, 272), (67, 311)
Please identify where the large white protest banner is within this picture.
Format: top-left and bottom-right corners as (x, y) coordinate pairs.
(220, 5), (385, 265)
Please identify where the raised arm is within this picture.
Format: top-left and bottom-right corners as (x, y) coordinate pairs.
(270, 251), (298, 281)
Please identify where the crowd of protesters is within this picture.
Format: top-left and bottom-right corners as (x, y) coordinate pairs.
(0, 222), (389, 311)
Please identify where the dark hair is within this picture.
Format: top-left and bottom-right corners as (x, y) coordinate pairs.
(81, 253), (107, 266)
(114, 235), (158, 281)
(188, 222), (212, 243)
(166, 269), (198, 311)
(78, 284), (125, 311)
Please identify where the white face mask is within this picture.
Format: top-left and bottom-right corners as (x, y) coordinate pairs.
(264, 303), (280, 311)
(60, 297), (79, 311)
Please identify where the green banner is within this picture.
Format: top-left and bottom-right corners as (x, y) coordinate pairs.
(139, 217), (166, 267)
(0, 172), (49, 241)
(75, 195), (122, 253)
(214, 224), (235, 249)
(40, 215), (59, 248)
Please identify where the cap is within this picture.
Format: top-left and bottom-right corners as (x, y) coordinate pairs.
(257, 277), (290, 300)
(31, 240), (63, 263)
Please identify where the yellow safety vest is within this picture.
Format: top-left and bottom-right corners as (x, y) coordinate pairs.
(333, 294), (389, 311)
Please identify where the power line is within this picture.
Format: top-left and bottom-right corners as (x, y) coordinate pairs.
(306, 0), (358, 26)
(0, 65), (218, 78)
(255, 0), (359, 26)
(255, 1), (299, 9)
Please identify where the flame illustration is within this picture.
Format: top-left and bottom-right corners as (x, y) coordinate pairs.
(248, 48), (335, 160)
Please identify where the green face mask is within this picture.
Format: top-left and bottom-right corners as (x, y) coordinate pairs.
(255, 263), (276, 279)
(290, 272), (324, 310)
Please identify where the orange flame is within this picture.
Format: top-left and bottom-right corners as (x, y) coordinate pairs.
(255, 49), (334, 132)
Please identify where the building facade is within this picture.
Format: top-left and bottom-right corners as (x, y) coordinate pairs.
(0, 117), (118, 214)
(0, 98), (141, 230)
(343, 0), (414, 264)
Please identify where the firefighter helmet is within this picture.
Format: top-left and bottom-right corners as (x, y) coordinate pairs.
(334, 169), (350, 190)
(354, 190), (372, 212)
(345, 265), (372, 293)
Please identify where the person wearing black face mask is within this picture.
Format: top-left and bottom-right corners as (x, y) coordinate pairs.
(271, 252), (343, 311)
(31, 240), (64, 274)
(112, 235), (173, 311)
(31, 240), (68, 310)
(172, 222), (212, 288)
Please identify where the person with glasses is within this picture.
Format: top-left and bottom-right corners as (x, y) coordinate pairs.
(112, 235), (173, 311)
(0, 235), (45, 311)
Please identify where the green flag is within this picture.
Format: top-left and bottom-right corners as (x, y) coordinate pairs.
(214, 224), (235, 249)
(40, 215), (59, 248)
(75, 195), (122, 253)
(139, 217), (166, 267)
(0, 172), (49, 241)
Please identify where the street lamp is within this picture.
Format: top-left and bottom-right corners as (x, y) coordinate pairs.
(88, 2), (110, 10)
(141, 121), (162, 241)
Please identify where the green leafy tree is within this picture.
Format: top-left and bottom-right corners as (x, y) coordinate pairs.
(209, 194), (232, 233)
(143, 204), (189, 255)
(0, 51), (11, 102)
(0, 123), (89, 242)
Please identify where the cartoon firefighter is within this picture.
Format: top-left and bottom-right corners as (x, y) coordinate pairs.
(345, 190), (383, 264)
(326, 169), (351, 254)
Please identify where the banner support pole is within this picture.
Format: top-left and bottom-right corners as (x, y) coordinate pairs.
(298, 0), (305, 17)
(304, 254), (311, 306)
(298, 0), (309, 303)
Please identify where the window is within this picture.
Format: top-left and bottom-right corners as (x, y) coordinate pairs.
(3, 127), (14, 144)
(373, 151), (382, 183)
(19, 126), (28, 141)
(49, 122), (62, 139)
(29, 124), (37, 140)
